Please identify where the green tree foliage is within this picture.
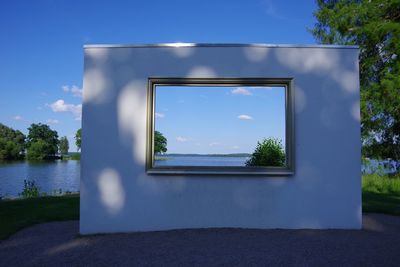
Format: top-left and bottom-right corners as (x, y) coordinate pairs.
(0, 123), (26, 160)
(26, 123), (59, 160)
(245, 138), (285, 167)
(154, 131), (167, 154)
(59, 136), (69, 155)
(27, 140), (50, 160)
(310, 0), (400, 159)
(75, 128), (81, 151)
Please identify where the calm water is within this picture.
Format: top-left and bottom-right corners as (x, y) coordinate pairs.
(1, 157), (398, 198)
(0, 160), (80, 197)
(155, 156), (249, 167)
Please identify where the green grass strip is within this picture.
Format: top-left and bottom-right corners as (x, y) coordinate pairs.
(0, 194), (79, 240)
(362, 174), (400, 215)
(0, 174), (399, 240)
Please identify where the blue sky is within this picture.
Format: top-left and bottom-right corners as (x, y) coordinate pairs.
(155, 86), (286, 154)
(0, 0), (317, 151)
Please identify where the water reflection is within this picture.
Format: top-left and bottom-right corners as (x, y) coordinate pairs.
(0, 160), (80, 197)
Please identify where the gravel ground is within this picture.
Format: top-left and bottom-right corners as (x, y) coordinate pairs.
(1, 213), (399, 267)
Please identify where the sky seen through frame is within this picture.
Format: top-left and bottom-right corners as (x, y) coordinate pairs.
(155, 85), (286, 154)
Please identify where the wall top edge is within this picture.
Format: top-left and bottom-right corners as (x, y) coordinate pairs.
(83, 43), (359, 49)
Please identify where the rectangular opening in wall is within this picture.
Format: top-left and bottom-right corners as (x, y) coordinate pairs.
(146, 78), (294, 175)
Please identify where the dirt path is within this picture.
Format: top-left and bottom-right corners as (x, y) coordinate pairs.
(1, 214), (399, 266)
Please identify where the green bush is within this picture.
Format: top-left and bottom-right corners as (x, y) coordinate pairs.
(26, 123), (59, 160)
(0, 123), (26, 161)
(154, 131), (167, 154)
(0, 139), (21, 160)
(27, 140), (48, 160)
(246, 138), (285, 167)
(20, 180), (41, 198)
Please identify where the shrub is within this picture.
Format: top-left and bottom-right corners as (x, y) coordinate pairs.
(0, 123), (26, 161)
(20, 180), (40, 198)
(246, 138), (285, 167)
(26, 123), (59, 160)
(154, 131), (167, 154)
(27, 140), (49, 160)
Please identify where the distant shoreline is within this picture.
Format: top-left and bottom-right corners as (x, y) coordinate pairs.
(156, 153), (251, 158)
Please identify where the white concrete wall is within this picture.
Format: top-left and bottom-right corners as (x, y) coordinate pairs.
(80, 44), (361, 234)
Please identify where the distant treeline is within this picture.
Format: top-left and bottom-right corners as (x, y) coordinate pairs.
(159, 137), (286, 167)
(159, 153), (252, 157)
(0, 123), (81, 161)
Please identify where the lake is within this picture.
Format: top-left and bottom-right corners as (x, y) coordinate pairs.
(0, 160), (80, 198)
(0, 157), (398, 198)
(0, 156), (248, 197)
(155, 155), (249, 167)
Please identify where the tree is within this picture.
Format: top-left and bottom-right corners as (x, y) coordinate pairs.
(26, 123), (59, 160)
(245, 138), (285, 167)
(75, 128), (81, 151)
(310, 0), (400, 160)
(27, 140), (49, 160)
(154, 131), (167, 154)
(59, 136), (69, 155)
(0, 123), (26, 160)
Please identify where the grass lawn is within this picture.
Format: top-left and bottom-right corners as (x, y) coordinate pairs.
(362, 174), (400, 215)
(0, 194), (79, 240)
(0, 175), (399, 240)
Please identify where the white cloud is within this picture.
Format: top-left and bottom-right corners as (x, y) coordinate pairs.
(62, 85), (83, 98)
(231, 87), (252, 95)
(254, 86), (273, 90)
(155, 113), (165, 118)
(12, 115), (23, 121)
(209, 142), (221, 146)
(238, 114), (254, 120)
(176, 136), (188, 142)
(46, 119), (59, 124)
(50, 99), (82, 120)
(231, 145), (240, 149)
(231, 86), (274, 96)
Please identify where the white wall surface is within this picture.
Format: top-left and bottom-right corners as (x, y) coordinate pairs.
(81, 44), (361, 234)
